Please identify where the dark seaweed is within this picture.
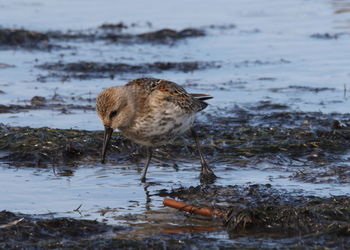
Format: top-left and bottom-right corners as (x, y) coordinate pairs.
(36, 61), (220, 80)
(158, 184), (350, 247)
(0, 28), (49, 49)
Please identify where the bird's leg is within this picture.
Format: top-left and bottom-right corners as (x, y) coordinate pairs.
(191, 129), (217, 184)
(141, 147), (153, 183)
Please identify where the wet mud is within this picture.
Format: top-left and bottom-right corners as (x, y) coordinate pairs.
(0, 99), (94, 114)
(98, 22), (130, 30)
(47, 27), (205, 45)
(0, 28), (50, 49)
(2, 183), (348, 249)
(36, 61), (219, 81)
(310, 32), (349, 40)
(0, 210), (152, 249)
(0, 210), (237, 249)
(35, 59), (291, 82)
(0, 125), (128, 167)
(0, 26), (205, 50)
(135, 28), (205, 44)
(1, 111), (350, 183)
(158, 184), (350, 248)
(233, 59), (291, 68)
(270, 85), (336, 93)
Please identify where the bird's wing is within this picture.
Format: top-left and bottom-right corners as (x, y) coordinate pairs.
(127, 78), (212, 112)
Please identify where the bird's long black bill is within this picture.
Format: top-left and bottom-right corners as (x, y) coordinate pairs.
(101, 126), (113, 164)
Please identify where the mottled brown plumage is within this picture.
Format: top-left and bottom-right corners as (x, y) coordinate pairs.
(126, 78), (209, 112)
(96, 77), (216, 183)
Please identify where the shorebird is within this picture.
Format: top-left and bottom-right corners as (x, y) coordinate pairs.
(96, 78), (216, 183)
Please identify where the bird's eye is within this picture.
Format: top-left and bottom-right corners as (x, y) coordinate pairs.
(109, 110), (118, 119)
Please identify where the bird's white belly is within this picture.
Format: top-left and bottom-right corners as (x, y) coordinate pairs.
(128, 105), (195, 146)
(160, 113), (194, 136)
(147, 109), (195, 137)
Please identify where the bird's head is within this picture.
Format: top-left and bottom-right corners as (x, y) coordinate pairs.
(96, 86), (134, 163)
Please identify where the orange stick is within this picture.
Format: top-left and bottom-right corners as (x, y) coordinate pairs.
(163, 198), (214, 217)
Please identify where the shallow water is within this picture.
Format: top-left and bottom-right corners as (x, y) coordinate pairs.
(0, 0), (350, 128)
(1, 161), (348, 223)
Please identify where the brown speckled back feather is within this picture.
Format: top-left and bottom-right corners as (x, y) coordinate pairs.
(126, 78), (211, 112)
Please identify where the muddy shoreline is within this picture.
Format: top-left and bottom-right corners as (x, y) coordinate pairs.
(1, 184), (349, 249)
(1, 113), (350, 248)
(1, 112), (350, 175)
(0, 26), (206, 50)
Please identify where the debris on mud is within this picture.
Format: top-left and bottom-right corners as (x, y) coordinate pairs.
(1, 183), (349, 249)
(310, 32), (348, 40)
(36, 61), (220, 81)
(47, 27), (205, 45)
(0, 102), (94, 114)
(158, 184), (350, 247)
(288, 85), (336, 92)
(0, 210), (237, 249)
(0, 25), (205, 50)
(30, 96), (47, 106)
(0, 125), (135, 167)
(135, 28), (205, 44)
(257, 77), (277, 81)
(253, 101), (289, 111)
(99, 22), (129, 30)
(233, 59), (290, 68)
(270, 85), (336, 93)
(0, 91), (95, 113)
(0, 28), (51, 49)
(206, 24), (236, 30)
(196, 113), (350, 157)
(0, 104), (31, 114)
(1, 112), (350, 184)
(0, 210), (127, 249)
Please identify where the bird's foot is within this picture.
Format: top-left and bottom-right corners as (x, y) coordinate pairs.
(200, 164), (217, 184)
(140, 176), (147, 183)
